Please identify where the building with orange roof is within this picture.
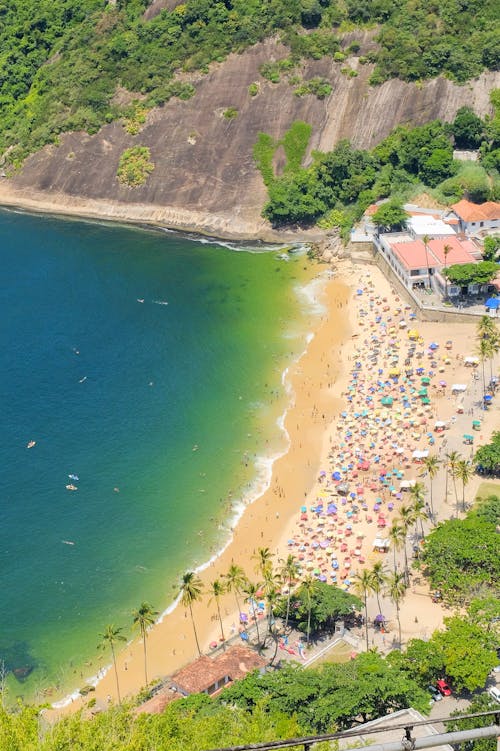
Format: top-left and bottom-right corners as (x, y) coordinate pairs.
(451, 199), (500, 233)
(135, 644), (267, 715)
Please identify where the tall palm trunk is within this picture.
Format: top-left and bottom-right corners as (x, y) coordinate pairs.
(216, 598), (226, 650)
(285, 578), (292, 630)
(111, 644), (121, 705)
(363, 593), (369, 650)
(396, 601), (402, 648)
(189, 602), (201, 656)
(141, 626), (148, 687)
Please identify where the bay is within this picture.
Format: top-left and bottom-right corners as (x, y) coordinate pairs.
(0, 210), (313, 701)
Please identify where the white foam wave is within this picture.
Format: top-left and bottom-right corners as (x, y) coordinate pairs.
(52, 252), (321, 709)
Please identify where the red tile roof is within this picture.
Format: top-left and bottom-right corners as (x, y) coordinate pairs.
(451, 199), (500, 222)
(171, 645), (266, 695)
(387, 236), (478, 272)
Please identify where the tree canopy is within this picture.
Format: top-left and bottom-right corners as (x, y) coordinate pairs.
(274, 580), (362, 634)
(372, 201), (409, 230)
(443, 261), (499, 287)
(421, 494), (500, 604)
(475, 433), (500, 474)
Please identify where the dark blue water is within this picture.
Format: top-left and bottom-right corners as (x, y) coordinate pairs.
(0, 210), (309, 700)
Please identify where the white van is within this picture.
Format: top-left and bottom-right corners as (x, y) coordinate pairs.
(487, 686), (500, 703)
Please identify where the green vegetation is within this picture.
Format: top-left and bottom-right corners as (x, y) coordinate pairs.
(253, 120), (313, 190)
(256, 93), (500, 232)
(274, 580), (362, 634)
(420, 494), (500, 605)
(443, 261), (499, 287)
(248, 83), (260, 97)
(393, 612), (498, 691)
(116, 146), (154, 187)
(447, 694), (500, 751)
(475, 432), (500, 474)
(0, 0), (499, 166)
(222, 107), (238, 120)
(221, 651), (430, 732)
(372, 201), (409, 231)
(294, 77), (332, 99)
(483, 236), (500, 261)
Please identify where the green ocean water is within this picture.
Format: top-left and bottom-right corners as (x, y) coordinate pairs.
(0, 209), (318, 703)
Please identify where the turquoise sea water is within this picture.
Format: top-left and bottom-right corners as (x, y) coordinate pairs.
(0, 209), (315, 702)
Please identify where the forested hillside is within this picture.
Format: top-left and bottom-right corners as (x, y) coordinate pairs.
(1, 0), (499, 167)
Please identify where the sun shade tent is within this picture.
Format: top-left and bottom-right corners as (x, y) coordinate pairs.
(400, 479), (416, 490)
(451, 384), (467, 392)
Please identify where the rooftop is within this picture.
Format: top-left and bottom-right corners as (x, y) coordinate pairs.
(171, 644), (266, 695)
(407, 215), (456, 236)
(386, 235), (479, 272)
(451, 199), (500, 223)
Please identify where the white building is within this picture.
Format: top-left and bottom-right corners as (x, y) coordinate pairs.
(451, 199), (500, 234)
(376, 234), (481, 295)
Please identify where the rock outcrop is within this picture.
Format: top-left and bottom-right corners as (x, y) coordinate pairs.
(3, 38), (499, 239)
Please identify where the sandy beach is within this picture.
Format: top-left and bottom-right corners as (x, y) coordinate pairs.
(49, 258), (500, 718)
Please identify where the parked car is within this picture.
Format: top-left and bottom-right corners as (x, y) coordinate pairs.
(428, 685), (443, 701)
(487, 686), (500, 703)
(436, 679), (452, 696)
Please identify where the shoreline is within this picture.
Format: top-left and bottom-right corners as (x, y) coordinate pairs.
(47, 257), (353, 718)
(0, 184), (326, 244)
(45, 254), (500, 720)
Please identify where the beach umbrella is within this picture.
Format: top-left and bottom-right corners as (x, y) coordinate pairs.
(485, 297), (500, 310)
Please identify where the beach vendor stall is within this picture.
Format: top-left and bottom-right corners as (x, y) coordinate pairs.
(373, 537), (390, 553)
(400, 479), (416, 492)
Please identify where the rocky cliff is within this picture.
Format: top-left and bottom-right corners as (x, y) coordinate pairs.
(2, 38), (499, 240)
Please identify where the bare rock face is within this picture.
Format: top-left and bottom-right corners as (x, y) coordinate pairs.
(7, 39), (500, 239)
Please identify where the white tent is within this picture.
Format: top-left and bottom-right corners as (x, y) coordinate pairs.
(400, 479), (416, 490)
(412, 449), (429, 459)
(373, 537), (390, 551)
(451, 384), (467, 392)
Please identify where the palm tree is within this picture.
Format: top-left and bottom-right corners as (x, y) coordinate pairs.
(422, 234), (432, 290)
(369, 561), (388, 616)
(477, 316), (500, 381)
(209, 579), (227, 650)
(354, 569), (373, 650)
(301, 576), (317, 646)
(455, 458), (473, 513)
(388, 522), (405, 574)
(98, 625), (126, 705)
(397, 503), (415, 584)
(243, 580), (262, 647)
(422, 455), (440, 518)
(476, 336), (491, 395)
(446, 450), (461, 511)
(279, 554), (300, 630)
(132, 602), (158, 687)
(261, 566), (281, 640)
(385, 572), (406, 648)
(443, 243), (452, 299)
(179, 571), (204, 656)
(409, 482), (427, 540)
(252, 547), (273, 579)
(224, 563), (246, 625)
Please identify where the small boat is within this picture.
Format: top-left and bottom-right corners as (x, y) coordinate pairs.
(137, 299), (144, 303)
(26, 440), (36, 449)
(62, 540), (75, 545)
(66, 484), (78, 491)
